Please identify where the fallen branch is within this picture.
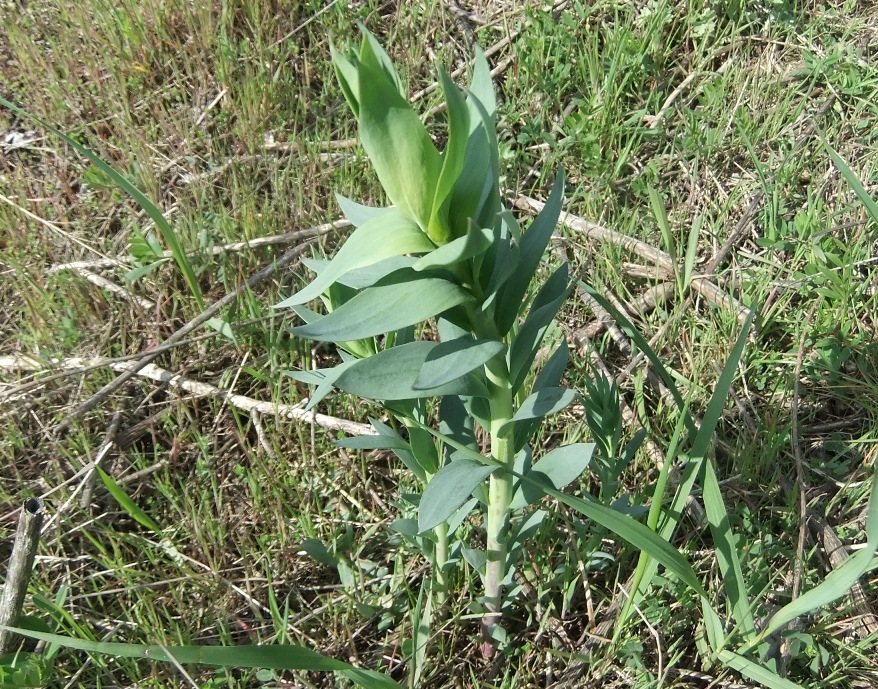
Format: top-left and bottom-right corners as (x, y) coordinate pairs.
(0, 355), (373, 437)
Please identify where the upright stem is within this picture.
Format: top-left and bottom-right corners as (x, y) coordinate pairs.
(433, 521), (449, 607)
(480, 356), (515, 655)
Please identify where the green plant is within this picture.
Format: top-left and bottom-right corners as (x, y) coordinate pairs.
(279, 26), (590, 654)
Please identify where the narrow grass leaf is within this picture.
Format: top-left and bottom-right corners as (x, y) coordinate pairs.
(291, 278), (472, 342)
(98, 468), (162, 534)
(717, 650), (805, 689)
(276, 211), (433, 307)
(419, 458), (496, 532)
(0, 97), (204, 310)
(580, 283), (695, 435)
(414, 338), (504, 390)
(758, 471), (878, 640)
(824, 140), (878, 228)
(0, 626), (400, 689)
(702, 459), (757, 639)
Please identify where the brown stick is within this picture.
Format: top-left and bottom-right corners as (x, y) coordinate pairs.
(0, 498), (44, 655)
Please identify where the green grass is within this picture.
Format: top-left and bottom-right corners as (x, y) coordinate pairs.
(1, 0), (877, 687)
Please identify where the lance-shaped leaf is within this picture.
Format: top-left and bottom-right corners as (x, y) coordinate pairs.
(305, 256), (419, 290)
(495, 171), (566, 335)
(510, 443), (595, 509)
(507, 262), (573, 393)
(284, 359), (358, 411)
(499, 387), (576, 436)
(514, 340), (569, 450)
(418, 458), (496, 532)
(413, 338), (504, 390)
(427, 68), (470, 242)
(413, 226), (493, 271)
(334, 341), (487, 401)
(331, 44), (361, 117)
(335, 193), (393, 227)
(359, 25), (405, 98)
(276, 210), (434, 307)
(291, 276), (472, 342)
(357, 59), (442, 238)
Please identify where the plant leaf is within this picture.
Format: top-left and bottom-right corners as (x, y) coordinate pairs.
(510, 443), (595, 509)
(418, 458), (496, 532)
(291, 277), (472, 342)
(413, 338), (504, 390)
(276, 210), (434, 307)
(759, 470), (878, 640)
(495, 171), (565, 334)
(0, 626), (401, 689)
(413, 227), (493, 271)
(508, 263), (572, 393)
(334, 341), (487, 401)
(357, 59), (442, 238)
(428, 68), (470, 241)
(499, 387), (576, 436)
(335, 193), (393, 227)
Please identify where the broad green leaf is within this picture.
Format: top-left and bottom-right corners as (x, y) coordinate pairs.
(333, 257), (419, 290)
(508, 263), (573, 393)
(495, 171), (565, 335)
(439, 395), (477, 451)
(335, 341), (487, 401)
(413, 338), (504, 390)
(481, 212), (520, 303)
(291, 277), (472, 342)
(276, 210), (434, 307)
(413, 227), (493, 271)
(335, 193), (393, 227)
(409, 425), (439, 475)
(418, 458), (496, 532)
(499, 387), (576, 436)
(468, 45), (496, 121)
(0, 626), (401, 689)
(510, 443), (595, 509)
(428, 68), (470, 241)
(357, 59), (442, 238)
(758, 471), (878, 640)
(0, 97), (204, 310)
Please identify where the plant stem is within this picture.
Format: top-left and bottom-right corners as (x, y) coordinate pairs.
(433, 521), (449, 607)
(481, 356), (515, 655)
